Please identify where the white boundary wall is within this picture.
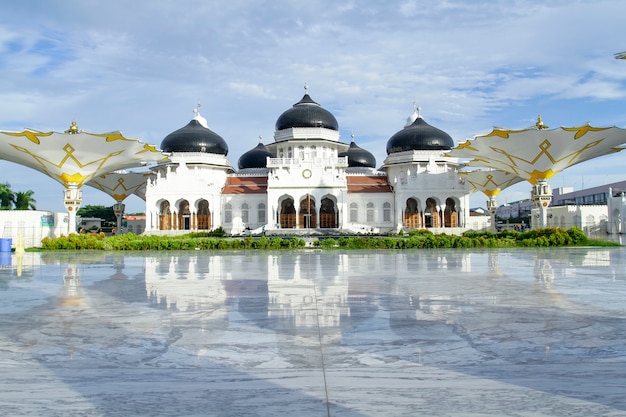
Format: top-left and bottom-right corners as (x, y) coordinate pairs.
(0, 210), (69, 249)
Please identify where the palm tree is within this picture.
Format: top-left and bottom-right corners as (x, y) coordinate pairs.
(14, 190), (37, 210)
(0, 182), (16, 210)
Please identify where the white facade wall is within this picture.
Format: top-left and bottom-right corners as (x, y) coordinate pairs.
(344, 186), (394, 233)
(143, 147), (473, 234)
(222, 193), (268, 235)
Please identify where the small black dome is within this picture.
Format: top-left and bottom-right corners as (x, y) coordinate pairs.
(339, 140), (376, 168)
(161, 119), (228, 155)
(275, 93), (339, 131)
(238, 141), (275, 169)
(386, 116), (454, 154)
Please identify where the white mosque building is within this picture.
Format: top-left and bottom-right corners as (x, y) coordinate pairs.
(144, 87), (473, 235)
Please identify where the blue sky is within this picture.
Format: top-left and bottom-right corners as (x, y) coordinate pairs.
(1, 0), (626, 213)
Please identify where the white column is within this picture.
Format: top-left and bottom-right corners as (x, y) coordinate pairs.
(487, 196), (498, 232)
(63, 185), (82, 234)
(113, 202), (125, 235)
(531, 180), (552, 229)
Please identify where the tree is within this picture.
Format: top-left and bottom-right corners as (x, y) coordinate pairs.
(0, 182), (16, 210)
(77, 205), (116, 224)
(14, 190), (37, 210)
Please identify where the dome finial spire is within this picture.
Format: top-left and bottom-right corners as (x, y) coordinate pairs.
(406, 101), (420, 126)
(535, 114), (548, 129)
(259, 134), (263, 143)
(192, 101), (209, 128)
(304, 82), (309, 95)
(351, 132), (355, 142)
(65, 120), (79, 134)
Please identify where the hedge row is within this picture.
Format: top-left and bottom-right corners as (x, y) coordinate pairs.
(38, 226), (614, 251)
(41, 234), (306, 251)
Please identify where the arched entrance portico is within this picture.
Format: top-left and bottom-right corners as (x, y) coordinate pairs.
(159, 200), (171, 230)
(425, 197), (441, 228)
(279, 197), (296, 228)
(404, 197), (422, 228)
(177, 199), (191, 230)
(444, 197), (458, 227)
(320, 196), (337, 228)
(299, 195), (317, 228)
(197, 199), (211, 230)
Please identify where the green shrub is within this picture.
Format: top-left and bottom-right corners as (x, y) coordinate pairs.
(408, 229), (434, 236)
(320, 238), (337, 249)
(567, 226), (588, 244)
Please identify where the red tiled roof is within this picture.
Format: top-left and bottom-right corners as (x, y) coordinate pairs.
(222, 176), (268, 194)
(125, 215), (146, 220)
(347, 175), (393, 193)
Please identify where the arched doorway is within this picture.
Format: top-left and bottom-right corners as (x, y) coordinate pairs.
(320, 197), (337, 228)
(299, 195), (317, 228)
(404, 197), (422, 228)
(279, 197), (296, 228)
(444, 197), (458, 227)
(425, 198), (440, 228)
(178, 200), (191, 230)
(159, 201), (171, 230)
(197, 199), (211, 230)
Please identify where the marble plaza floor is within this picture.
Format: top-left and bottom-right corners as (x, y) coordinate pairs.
(1, 247), (626, 416)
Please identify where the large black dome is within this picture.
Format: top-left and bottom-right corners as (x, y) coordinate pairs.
(275, 93), (339, 131)
(238, 141), (275, 169)
(161, 119), (228, 155)
(386, 116), (454, 154)
(339, 140), (376, 168)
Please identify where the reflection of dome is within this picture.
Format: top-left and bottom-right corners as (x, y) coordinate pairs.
(275, 87), (339, 131)
(339, 136), (376, 168)
(161, 114), (228, 155)
(386, 108), (453, 154)
(238, 139), (275, 169)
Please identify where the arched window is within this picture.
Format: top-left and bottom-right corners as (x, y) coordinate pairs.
(298, 146), (304, 159)
(258, 203), (266, 223)
(288, 146), (292, 158)
(366, 202), (374, 222)
(224, 203), (232, 224)
(383, 202), (391, 222)
(241, 203), (249, 223)
(350, 202), (358, 223)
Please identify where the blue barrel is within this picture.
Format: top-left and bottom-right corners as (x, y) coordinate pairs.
(0, 251), (10, 266)
(0, 238), (12, 252)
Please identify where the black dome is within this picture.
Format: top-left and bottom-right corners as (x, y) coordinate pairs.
(386, 117), (454, 154)
(161, 119), (228, 155)
(339, 140), (376, 168)
(275, 94), (339, 131)
(238, 141), (275, 169)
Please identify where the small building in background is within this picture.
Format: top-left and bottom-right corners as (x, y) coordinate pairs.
(77, 217), (103, 233)
(124, 215), (146, 235)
